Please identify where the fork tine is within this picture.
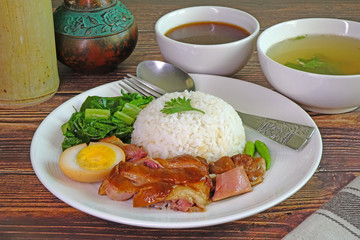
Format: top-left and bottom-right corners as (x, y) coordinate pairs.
(124, 76), (163, 98)
(127, 74), (168, 95)
(119, 79), (153, 98)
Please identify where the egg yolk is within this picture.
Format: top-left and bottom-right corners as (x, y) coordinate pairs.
(76, 144), (117, 171)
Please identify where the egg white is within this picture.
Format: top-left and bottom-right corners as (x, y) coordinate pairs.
(59, 142), (125, 183)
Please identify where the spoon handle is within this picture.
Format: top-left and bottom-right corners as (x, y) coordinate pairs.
(237, 111), (315, 150)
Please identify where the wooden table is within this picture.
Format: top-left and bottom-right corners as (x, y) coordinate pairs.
(1, 0), (359, 239)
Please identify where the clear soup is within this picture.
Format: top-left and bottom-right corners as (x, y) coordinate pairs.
(266, 34), (360, 75)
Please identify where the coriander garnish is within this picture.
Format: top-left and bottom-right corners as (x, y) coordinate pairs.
(161, 97), (205, 114)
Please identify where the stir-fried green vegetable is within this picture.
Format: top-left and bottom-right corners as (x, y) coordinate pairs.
(61, 90), (153, 151)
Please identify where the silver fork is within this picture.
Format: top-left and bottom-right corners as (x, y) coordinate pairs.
(119, 74), (315, 150)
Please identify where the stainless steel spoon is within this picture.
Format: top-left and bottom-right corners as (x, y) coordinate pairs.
(135, 60), (315, 150)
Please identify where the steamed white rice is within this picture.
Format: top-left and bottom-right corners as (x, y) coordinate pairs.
(131, 91), (246, 162)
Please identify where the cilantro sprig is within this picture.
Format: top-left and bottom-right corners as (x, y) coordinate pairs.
(161, 97), (205, 114)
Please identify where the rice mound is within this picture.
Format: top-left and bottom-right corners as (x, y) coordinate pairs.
(131, 91), (246, 162)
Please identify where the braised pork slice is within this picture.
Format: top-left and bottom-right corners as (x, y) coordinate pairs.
(231, 154), (266, 186)
(209, 156), (235, 174)
(99, 155), (212, 212)
(212, 166), (252, 201)
(100, 175), (137, 201)
(99, 136), (147, 162)
(209, 154), (266, 187)
(155, 155), (209, 175)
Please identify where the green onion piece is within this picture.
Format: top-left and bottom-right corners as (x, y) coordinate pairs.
(84, 109), (111, 120)
(122, 103), (143, 119)
(113, 111), (134, 125)
(61, 122), (70, 134)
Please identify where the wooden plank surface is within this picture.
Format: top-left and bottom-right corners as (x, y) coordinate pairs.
(1, 0), (359, 239)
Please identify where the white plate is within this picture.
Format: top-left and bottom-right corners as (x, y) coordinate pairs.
(30, 74), (322, 228)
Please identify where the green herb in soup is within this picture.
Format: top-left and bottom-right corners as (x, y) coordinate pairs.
(284, 56), (341, 75)
(165, 21), (250, 45)
(266, 34), (360, 75)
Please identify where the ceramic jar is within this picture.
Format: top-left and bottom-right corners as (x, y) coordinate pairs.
(53, 0), (138, 74)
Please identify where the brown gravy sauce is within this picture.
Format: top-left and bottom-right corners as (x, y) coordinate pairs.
(165, 21), (250, 45)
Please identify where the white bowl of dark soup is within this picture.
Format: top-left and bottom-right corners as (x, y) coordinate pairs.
(155, 6), (260, 76)
(257, 18), (360, 114)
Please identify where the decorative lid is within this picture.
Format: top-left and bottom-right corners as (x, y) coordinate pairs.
(64, 0), (115, 11)
(54, 0), (134, 38)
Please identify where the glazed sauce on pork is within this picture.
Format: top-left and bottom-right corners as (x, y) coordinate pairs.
(99, 154), (212, 212)
(99, 136), (267, 212)
(209, 154), (266, 186)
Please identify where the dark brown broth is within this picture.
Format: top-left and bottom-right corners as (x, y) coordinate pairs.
(165, 21), (250, 45)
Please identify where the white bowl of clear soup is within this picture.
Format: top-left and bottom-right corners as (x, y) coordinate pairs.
(257, 18), (360, 114)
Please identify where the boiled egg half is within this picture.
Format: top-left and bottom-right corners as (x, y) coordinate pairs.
(59, 142), (125, 183)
